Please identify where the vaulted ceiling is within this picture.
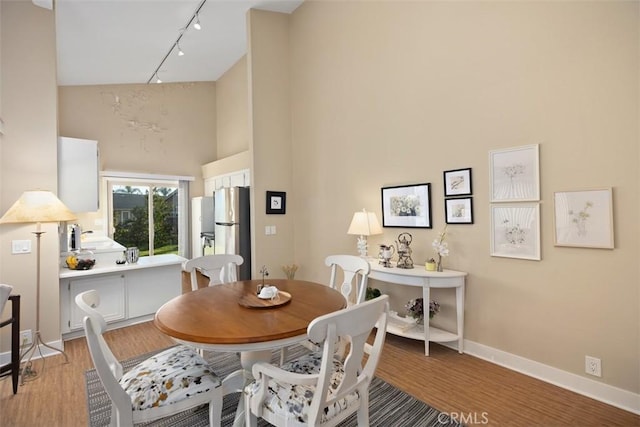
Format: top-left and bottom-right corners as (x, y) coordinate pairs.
(54, 0), (303, 86)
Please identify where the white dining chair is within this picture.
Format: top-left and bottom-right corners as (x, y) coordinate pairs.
(183, 254), (244, 291)
(325, 254), (371, 305)
(279, 255), (372, 365)
(76, 290), (223, 426)
(245, 295), (389, 427)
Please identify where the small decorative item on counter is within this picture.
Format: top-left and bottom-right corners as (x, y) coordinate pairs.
(282, 264), (298, 280)
(405, 297), (440, 324)
(432, 225), (449, 272)
(125, 247), (139, 264)
(66, 250), (96, 270)
(425, 258), (437, 271)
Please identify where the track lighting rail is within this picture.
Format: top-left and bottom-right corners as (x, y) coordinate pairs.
(147, 0), (207, 84)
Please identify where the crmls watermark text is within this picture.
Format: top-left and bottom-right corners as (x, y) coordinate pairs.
(438, 411), (490, 425)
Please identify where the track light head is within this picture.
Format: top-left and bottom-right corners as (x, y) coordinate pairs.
(194, 15), (201, 30)
(177, 42), (184, 56)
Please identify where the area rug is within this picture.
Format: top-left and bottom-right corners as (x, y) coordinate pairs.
(85, 345), (460, 426)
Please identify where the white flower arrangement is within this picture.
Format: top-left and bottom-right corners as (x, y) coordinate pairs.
(431, 226), (449, 271)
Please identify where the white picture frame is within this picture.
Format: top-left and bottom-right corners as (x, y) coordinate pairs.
(490, 203), (541, 260)
(489, 144), (540, 202)
(553, 188), (614, 249)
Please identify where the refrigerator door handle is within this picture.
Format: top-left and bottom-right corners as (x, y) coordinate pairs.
(215, 222), (235, 226)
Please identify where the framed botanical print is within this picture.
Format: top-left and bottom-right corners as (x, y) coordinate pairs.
(381, 183), (432, 228)
(443, 168), (472, 197)
(553, 188), (614, 249)
(489, 144), (540, 202)
(490, 203), (541, 260)
(445, 197), (473, 224)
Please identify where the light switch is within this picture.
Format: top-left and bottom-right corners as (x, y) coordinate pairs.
(265, 226), (271, 236)
(12, 240), (31, 254)
(271, 225), (277, 235)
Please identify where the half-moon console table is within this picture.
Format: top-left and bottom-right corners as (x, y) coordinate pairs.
(368, 261), (467, 356)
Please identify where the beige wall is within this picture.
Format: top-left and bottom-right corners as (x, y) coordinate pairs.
(287, 1), (639, 393)
(216, 56), (249, 159)
(247, 10), (295, 278)
(0, 2), (61, 347)
(58, 82), (217, 199)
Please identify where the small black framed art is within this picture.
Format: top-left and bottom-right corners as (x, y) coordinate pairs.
(445, 197), (473, 224)
(266, 191), (286, 214)
(443, 168), (472, 197)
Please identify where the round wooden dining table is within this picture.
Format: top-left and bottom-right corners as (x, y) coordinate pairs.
(154, 279), (346, 426)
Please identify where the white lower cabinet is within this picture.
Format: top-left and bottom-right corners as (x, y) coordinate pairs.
(60, 257), (182, 339)
(126, 268), (181, 318)
(68, 275), (126, 331)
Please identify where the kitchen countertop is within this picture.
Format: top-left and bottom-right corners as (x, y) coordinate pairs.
(60, 254), (187, 279)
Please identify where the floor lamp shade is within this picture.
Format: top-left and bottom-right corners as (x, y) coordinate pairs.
(0, 190), (76, 384)
(0, 190), (76, 225)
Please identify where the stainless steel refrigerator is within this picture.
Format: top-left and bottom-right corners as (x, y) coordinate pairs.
(191, 196), (214, 258)
(214, 186), (251, 280)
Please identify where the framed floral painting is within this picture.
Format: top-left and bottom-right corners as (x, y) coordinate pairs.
(553, 188), (614, 249)
(490, 203), (540, 260)
(381, 183), (432, 228)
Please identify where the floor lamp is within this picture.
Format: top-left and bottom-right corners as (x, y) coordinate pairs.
(0, 190), (76, 383)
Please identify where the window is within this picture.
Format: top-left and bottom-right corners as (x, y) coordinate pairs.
(103, 173), (191, 258)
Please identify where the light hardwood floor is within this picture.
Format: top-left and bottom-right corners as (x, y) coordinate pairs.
(0, 321), (638, 426)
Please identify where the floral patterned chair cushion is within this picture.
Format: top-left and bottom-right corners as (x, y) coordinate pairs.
(245, 352), (360, 424)
(120, 345), (221, 411)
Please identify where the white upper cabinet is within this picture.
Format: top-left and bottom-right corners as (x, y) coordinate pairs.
(58, 136), (99, 213)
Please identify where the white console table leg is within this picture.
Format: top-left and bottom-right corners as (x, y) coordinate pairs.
(456, 284), (465, 354)
(422, 286), (431, 356)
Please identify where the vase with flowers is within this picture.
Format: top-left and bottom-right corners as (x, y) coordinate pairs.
(405, 297), (440, 324)
(432, 225), (449, 272)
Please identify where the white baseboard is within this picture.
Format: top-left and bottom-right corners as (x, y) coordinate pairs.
(0, 314), (152, 365)
(455, 339), (640, 415)
(0, 338), (65, 366)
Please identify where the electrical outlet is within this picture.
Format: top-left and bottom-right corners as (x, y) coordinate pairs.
(585, 355), (602, 377)
(20, 329), (33, 347)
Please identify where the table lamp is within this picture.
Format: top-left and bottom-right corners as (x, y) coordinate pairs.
(347, 209), (383, 258)
(0, 190), (76, 382)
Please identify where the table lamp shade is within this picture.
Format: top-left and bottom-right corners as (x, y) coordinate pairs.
(347, 210), (382, 236)
(0, 190), (76, 224)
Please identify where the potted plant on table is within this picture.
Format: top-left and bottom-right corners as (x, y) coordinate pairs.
(405, 298), (440, 324)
